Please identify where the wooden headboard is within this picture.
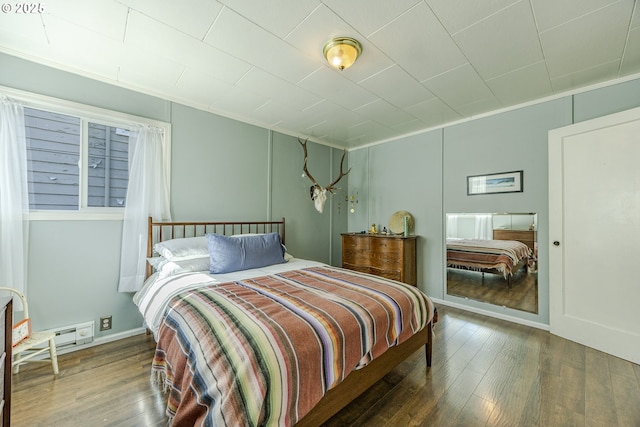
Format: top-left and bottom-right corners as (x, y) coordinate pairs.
(146, 217), (286, 278)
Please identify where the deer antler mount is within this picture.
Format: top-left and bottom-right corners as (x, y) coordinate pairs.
(298, 137), (351, 213)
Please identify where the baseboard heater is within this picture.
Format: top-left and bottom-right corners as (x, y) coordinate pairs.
(49, 320), (95, 349)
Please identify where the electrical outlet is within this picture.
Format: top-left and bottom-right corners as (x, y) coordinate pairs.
(100, 315), (112, 331)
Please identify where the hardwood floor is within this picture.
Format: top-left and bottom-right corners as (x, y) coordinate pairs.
(447, 268), (538, 314)
(11, 306), (640, 426)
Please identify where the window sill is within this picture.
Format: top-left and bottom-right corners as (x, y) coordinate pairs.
(28, 211), (124, 221)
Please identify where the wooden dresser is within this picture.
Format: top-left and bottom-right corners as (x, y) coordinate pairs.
(341, 233), (417, 286)
(0, 297), (12, 427)
(493, 229), (537, 251)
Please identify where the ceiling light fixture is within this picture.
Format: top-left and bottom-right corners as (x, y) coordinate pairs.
(323, 37), (362, 71)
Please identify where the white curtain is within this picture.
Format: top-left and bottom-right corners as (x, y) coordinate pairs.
(474, 214), (492, 239)
(446, 214), (458, 238)
(118, 125), (170, 292)
(0, 96), (29, 309)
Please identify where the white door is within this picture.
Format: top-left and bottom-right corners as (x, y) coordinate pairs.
(548, 107), (640, 365)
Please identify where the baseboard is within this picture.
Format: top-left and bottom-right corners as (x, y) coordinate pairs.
(430, 298), (549, 331)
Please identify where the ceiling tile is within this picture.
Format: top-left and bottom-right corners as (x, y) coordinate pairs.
(37, 14), (123, 79)
(359, 65), (435, 109)
(540, 1), (633, 78)
(252, 99), (308, 127)
(123, 0), (222, 40)
(550, 61), (621, 92)
(117, 49), (185, 86)
(124, 11), (199, 62)
(368, 2), (468, 82)
(531, 0), (621, 32)
(204, 7), (320, 84)
(426, 0), (520, 34)
(298, 67), (378, 111)
(454, 96), (503, 117)
(177, 44), (253, 86)
(453, 1), (544, 80)
(218, 0), (320, 38)
(45, 0), (128, 41)
(632, 1), (640, 28)
(354, 99), (417, 127)
(343, 121), (397, 145)
(297, 100), (362, 127)
(124, 10), (253, 85)
(236, 68), (323, 111)
(322, 0), (421, 37)
(0, 12), (49, 51)
(176, 67), (269, 115)
(404, 97), (462, 127)
(621, 27), (640, 75)
(486, 61), (553, 105)
(422, 64), (496, 112)
(391, 119), (436, 135)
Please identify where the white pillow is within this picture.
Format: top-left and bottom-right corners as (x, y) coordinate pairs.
(147, 256), (168, 271)
(147, 256), (210, 278)
(158, 257), (211, 278)
(153, 236), (208, 260)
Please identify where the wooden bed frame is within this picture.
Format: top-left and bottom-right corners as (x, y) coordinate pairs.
(447, 257), (528, 288)
(146, 217), (434, 426)
(446, 238), (530, 289)
(145, 216), (286, 278)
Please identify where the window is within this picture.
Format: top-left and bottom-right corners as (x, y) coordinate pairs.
(86, 123), (130, 208)
(25, 107), (133, 211)
(2, 85), (171, 220)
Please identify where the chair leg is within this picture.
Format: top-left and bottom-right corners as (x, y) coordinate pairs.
(49, 338), (59, 375)
(12, 354), (20, 374)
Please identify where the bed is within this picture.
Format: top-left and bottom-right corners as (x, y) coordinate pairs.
(446, 238), (532, 288)
(135, 217), (436, 426)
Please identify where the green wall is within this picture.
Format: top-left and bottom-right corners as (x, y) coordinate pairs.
(349, 77), (640, 326)
(0, 52), (346, 337)
(2, 50), (640, 333)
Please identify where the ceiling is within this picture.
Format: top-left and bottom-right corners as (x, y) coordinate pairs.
(1, 0), (639, 149)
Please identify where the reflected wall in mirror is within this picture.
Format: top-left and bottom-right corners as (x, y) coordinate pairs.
(445, 212), (538, 314)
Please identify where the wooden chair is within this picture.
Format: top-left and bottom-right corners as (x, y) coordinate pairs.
(0, 287), (59, 375)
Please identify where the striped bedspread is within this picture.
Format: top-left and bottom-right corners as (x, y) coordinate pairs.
(446, 238), (531, 277)
(152, 266), (434, 426)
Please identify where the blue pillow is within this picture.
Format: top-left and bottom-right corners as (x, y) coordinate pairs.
(206, 232), (285, 274)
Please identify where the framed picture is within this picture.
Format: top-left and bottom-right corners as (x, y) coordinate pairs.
(467, 170), (523, 195)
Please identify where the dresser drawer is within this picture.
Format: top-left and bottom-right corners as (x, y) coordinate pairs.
(341, 233), (418, 286)
(369, 251), (402, 270)
(342, 234), (370, 251)
(342, 249), (372, 266)
(370, 237), (403, 254)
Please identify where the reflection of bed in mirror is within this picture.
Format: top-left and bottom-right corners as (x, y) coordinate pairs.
(445, 213), (539, 314)
(446, 238), (531, 288)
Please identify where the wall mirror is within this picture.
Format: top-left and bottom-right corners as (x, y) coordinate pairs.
(445, 212), (538, 314)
